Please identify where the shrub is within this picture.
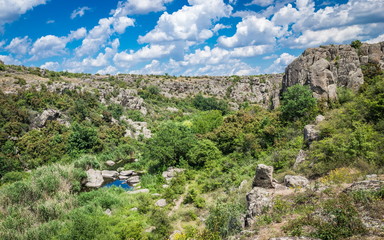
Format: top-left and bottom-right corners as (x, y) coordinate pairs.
(351, 40), (362, 49)
(191, 110), (223, 134)
(192, 94), (229, 113)
(280, 84), (317, 123)
(73, 155), (101, 170)
(186, 139), (222, 168)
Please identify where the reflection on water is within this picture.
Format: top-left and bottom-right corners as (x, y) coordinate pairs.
(102, 179), (133, 190)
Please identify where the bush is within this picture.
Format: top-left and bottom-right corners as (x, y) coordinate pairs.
(351, 40), (362, 49)
(73, 155), (101, 170)
(68, 123), (100, 155)
(281, 84), (317, 123)
(191, 110), (223, 134)
(186, 139), (222, 168)
(192, 94), (229, 113)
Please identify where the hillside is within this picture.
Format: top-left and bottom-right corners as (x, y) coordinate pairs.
(0, 41), (383, 240)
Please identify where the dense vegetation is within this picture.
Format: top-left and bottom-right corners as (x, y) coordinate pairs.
(0, 59), (383, 240)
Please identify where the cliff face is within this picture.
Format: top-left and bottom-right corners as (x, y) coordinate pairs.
(283, 42), (384, 102)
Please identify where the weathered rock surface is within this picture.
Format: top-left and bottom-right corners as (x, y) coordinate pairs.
(105, 161), (115, 167)
(304, 124), (320, 146)
(127, 175), (140, 184)
(343, 180), (384, 193)
(120, 170), (134, 176)
(252, 164), (275, 188)
(155, 199), (167, 207)
(121, 116), (152, 139)
(101, 170), (119, 179)
(284, 175), (309, 188)
(85, 169), (104, 188)
(245, 187), (273, 227)
(162, 167), (185, 182)
(31, 109), (69, 128)
(127, 189), (149, 194)
(293, 150), (307, 169)
(283, 42), (384, 102)
(269, 237), (320, 240)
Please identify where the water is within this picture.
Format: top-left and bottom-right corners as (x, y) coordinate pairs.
(102, 179), (133, 190)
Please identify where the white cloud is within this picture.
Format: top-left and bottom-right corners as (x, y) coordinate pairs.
(266, 52), (296, 73)
(138, 0), (232, 44)
(46, 20), (55, 24)
(114, 44), (177, 67)
(245, 0), (274, 7)
(231, 45), (272, 57)
(30, 35), (68, 60)
(70, 6), (91, 19)
(97, 66), (118, 75)
(0, 0), (47, 30)
(218, 16), (285, 48)
(82, 39), (120, 68)
(212, 23), (231, 33)
(366, 34), (384, 44)
(5, 36), (31, 55)
(271, 4), (301, 26)
(111, 0), (173, 15)
(40, 61), (59, 71)
(68, 27), (87, 40)
(75, 15), (134, 57)
(0, 55), (21, 65)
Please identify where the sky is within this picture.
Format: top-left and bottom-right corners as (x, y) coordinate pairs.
(0, 0), (383, 76)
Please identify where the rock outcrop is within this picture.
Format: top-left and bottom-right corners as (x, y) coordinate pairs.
(343, 180), (384, 193)
(284, 175), (309, 188)
(252, 164), (275, 188)
(162, 167), (185, 182)
(283, 42), (384, 102)
(245, 187), (273, 227)
(304, 124), (320, 146)
(30, 109), (69, 128)
(85, 169), (104, 188)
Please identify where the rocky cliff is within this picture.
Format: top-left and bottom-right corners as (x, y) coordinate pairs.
(283, 42), (384, 102)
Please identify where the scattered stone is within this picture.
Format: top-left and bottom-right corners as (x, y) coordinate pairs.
(343, 180), (384, 193)
(152, 193), (161, 196)
(105, 160), (115, 167)
(101, 170), (119, 179)
(85, 169), (104, 188)
(315, 115), (325, 124)
(118, 175), (129, 180)
(145, 226), (156, 233)
(293, 150), (307, 169)
(366, 174), (378, 180)
(245, 187), (273, 227)
(162, 184), (169, 188)
(304, 124), (320, 146)
(252, 164), (274, 188)
(127, 175), (140, 184)
(127, 189), (149, 194)
(162, 167), (185, 182)
(169, 230), (183, 240)
(269, 237), (321, 240)
(31, 109), (69, 128)
(130, 207), (138, 211)
(104, 209), (112, 216)
(120, 170), (134, 176)
(239, 180), (248, 190)
(155, 199), (167, 207)
(284, 175), (309, 188)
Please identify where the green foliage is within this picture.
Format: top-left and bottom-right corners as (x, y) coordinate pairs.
(186, 139), (222, 168)
(183, 188), (205, 208)
(0, 171), (30, 185)
(146, 122), (197, 171)
(351, 40), (362, 49)
(206, 202), (244, 238)
(68, 123), (100, 155)
(74, 155), (101, 170)
(191, 110), (223, 134)
(281, 84), (317, 123)
(192, 94), (229, 113)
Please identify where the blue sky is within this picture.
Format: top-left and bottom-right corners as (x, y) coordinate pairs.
(0, 0), (383, 76)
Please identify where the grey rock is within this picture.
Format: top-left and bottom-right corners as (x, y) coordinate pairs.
(284, 175), (309, 188)
(101, 170), (119, 179)
(245, 187), (273, 227)
(315, 115), (325, 124)
(118, 175), (129, 180)
(85, 169), (104, 188)
(105, 160), (115, 167)
(145, 226), (156, 233)
(130, 207), (138, 211)
(239, 180), (248, 190)
(127, 189), (149, 194)
(304, 124), (320, 146)
(269, 237), (320, 240)
(104, 209), (112, 216)
(152, 193), (161, 196)
(155, 199), (167, 207)
(162, 167), (185, 182)
(343, 180), (384, 193)
(366, 174), (378, 180)
(127, 175), (140, 184)
(293, 150), (307, 169)
(31, 109), (68, 128)
(162, 184), (169, 188)
(120, 170), (134, 176)
(252, 164), (274, 188)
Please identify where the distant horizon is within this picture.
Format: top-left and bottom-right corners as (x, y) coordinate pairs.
(0, 0), (383, 76)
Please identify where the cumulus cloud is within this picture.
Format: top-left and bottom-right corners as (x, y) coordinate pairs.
(138, 0), (232, 44)
(266, 53), (296, 73)
(40, 61), (59, 71)
(245, 0), (274, 7)
(218, 16), (285, 48)
(5, 36), (31, 55)
(0, 54), (21, 65)
(111, 0), (173, 15)
(70, 6), (91, 19)
(366, 34), (384, 44)
(30, 35), (68, 60)
(0, 0), (47, 30)
(97, 66), (118, 75)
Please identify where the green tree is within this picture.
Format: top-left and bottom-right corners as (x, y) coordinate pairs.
(351, 40), (362, 49)
(280, 84), (317, 122)
(187, 139), (222, 168)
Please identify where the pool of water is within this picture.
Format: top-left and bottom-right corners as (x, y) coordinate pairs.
(102, 179), (133, 190)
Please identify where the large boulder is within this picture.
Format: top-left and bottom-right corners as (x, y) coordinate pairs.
(85, 169), (104, 188)
(162, 167), (185, 182)
(245, 187), (273, 227)
(101, 170), (119, 179)
(252, 164), (274, 188)
(343, 180), (384, 193)
(284, 175), (309, 188)
(304, 124), (320, 146)
(293, 150), (307, 169)
(31, 109), (69, 128)
(127, 175), (140, 184)
(155, 199), (167, 207)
